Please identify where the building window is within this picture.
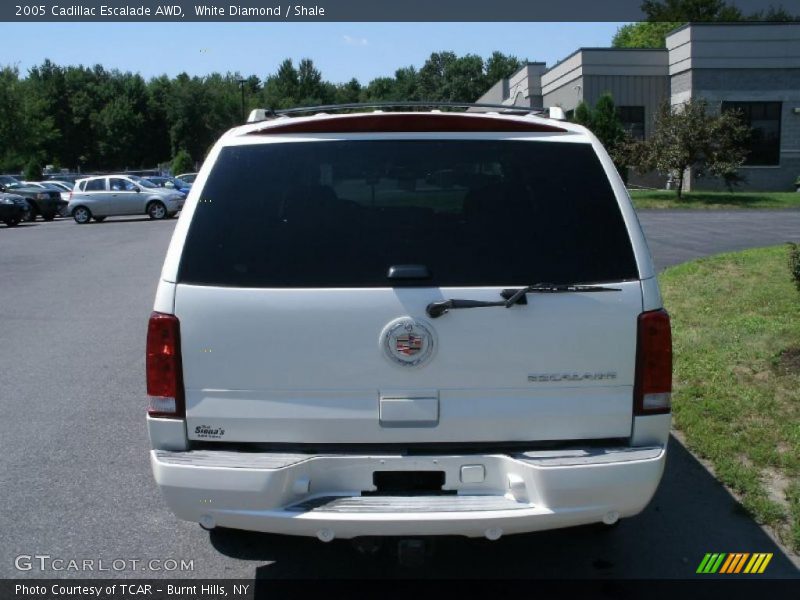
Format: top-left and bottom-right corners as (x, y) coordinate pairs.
(722, 101), (781, 166)
(616, 106), (645, 140)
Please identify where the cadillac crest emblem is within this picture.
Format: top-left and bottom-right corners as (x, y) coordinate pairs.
(380, 317), (436, 367)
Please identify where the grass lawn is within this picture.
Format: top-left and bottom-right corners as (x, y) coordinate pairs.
(631, 190), (800, 210)
(660, 245), (800, 551)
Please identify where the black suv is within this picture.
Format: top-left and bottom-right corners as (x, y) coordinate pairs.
(0, 182), (61, 221)
(0, 190), (29, 226)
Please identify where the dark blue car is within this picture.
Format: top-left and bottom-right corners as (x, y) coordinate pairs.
(144, 176), (192, 198)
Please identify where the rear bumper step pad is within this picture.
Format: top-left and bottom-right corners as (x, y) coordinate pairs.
(287, 495), (529, 513)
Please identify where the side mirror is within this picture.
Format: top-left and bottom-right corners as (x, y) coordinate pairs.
(135, 187), (141, 193)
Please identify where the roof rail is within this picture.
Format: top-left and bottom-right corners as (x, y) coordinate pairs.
(245, 101), (553, 123)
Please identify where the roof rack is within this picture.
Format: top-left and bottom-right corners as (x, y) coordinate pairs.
(246, 102), (565, 124)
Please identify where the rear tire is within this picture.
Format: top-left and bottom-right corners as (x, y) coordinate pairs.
(93, 216), (106, 223)
(148, 201), (167, 220)
(23, 208), (36, 222)
(43, 212), (56, 221)
(72, 206), (92, 224)
(4, 218), (20, 227)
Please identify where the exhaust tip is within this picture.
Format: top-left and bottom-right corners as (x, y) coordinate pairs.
(484, 527), (503, 541)
(199, 514), (216, 531)
(317, 528), (335, 543)
(602, 510), (620, 525)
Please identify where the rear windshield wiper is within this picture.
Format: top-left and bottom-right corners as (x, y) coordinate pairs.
(426, 283), (622, 319)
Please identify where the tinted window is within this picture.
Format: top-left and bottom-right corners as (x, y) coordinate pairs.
(722, 101), (781, 166)
(617, 106), (645, 140)
(85, 179), (106, 192)
(178, 140), (637, 287)
(110, 178), (137, 191)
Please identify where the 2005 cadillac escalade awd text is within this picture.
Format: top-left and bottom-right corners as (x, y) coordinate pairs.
(146, 106), (672, 542)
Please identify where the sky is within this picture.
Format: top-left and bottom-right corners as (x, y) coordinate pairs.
(0, 22), (625, 84)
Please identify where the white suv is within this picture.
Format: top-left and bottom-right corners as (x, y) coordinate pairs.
(146, 106), (672, 543)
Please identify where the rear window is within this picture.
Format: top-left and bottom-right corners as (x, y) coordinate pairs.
(178, 140), (638, 287)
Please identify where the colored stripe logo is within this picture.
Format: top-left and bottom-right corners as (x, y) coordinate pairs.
(696, 553), (773, 574)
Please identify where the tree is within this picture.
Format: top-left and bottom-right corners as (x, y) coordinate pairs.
(570, 95), (627, 179)
(641, 0), (743, 21)
(24, 158), (42, 181)
(749, 6), (799, 21)
(441, 54), (486, 102)
(485, 52), (524, 86)
(392, 66), (419, 101)
(362, 77), (397, 101)
(0, 50), (534, 172)
(592, 94), (626, 150)
(629, 99), (750, 198)
(0, 67), (48, 170)
(334, 78), (362, 103)
(572, 101), (593, 127)
(262, 59), (299, 109)
(612, 22), (681, 48)
(297, 58), (324, 104)
(613, 0), (797, 48)
(417, 52), (457, 100)
(171, 149), (194, 176)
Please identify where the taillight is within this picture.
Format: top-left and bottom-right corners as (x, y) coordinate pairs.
(68, 191), (73, 202)
(634, 309), (672, 415)
(146, 312), (185, 418)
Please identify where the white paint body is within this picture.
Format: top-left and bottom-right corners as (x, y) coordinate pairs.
(148, 111), (670, 539)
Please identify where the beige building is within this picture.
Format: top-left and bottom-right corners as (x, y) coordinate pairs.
(476, 23), (800, 191)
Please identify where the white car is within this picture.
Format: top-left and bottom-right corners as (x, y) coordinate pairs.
(146, 106), (672, 545)
(69, 175), (184, 223)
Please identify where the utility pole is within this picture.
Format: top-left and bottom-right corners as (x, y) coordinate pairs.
(237, 79), (247, 122)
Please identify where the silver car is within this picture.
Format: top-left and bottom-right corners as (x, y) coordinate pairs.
(69, 175), (184, 224)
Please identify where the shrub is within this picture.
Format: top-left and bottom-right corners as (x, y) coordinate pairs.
(171, 149), (194, 176)
(789, 243), (800, 292)
(24, 158), (42, 181)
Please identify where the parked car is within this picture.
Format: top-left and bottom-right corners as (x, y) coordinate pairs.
(41, 181), (73, 214)
(145, 176), (192, 198)
(39, 180), (72, 193)
(175, 172), (197, 184)
(0, 182), (60, 221)
(146, 106), (672, 545)
(25, 182), (71, 215)
(0, 190), (29, 226)
(69, 174), (184, 223)
(46, 173), (81, 185)
(0, 175), (21, 186)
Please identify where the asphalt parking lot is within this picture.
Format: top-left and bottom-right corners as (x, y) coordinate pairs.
(1, 212), (799, 580)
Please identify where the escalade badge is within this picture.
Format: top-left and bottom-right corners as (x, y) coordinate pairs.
(380, 317), (436, 367)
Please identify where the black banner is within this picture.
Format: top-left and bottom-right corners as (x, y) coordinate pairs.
(2, 0), (800, 22)
(3, 579), (800, 600)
